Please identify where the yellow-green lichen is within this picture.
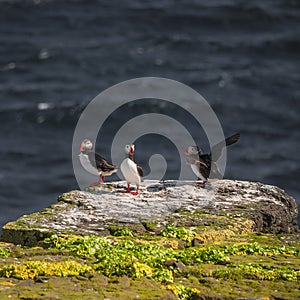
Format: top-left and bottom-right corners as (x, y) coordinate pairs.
(0, 260), (93, 280)
(165, 283), (200, 300)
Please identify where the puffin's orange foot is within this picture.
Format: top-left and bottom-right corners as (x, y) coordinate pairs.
(194, 181), (207, 185)
(123, 185), (131, 193)
(90, 181), (101, 186)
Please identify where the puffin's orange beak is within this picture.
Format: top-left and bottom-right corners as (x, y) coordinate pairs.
(183, 147), (189, 154)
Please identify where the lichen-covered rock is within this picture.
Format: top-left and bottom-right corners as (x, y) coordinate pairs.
(1, 180), (298, 246)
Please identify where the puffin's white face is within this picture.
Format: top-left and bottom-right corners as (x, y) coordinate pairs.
(184, 146), (201, 155)
(80, 139), (93, 152)
(125, 144), (134, 155)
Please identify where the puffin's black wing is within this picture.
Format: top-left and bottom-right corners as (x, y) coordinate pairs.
(128, 154), (143, 177)
(187, 154), (211, 181)
(198, 154), (211, 180)
(89, 152), (116, 172)
(225, 133), (240, 146)
(210, 133), (240, 160)
(137, 165), (143, 177)
(186, 155), (208, 168)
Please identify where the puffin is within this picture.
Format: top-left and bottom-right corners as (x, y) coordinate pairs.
(183, 133), (240, 184)
(79, 139), (118, 185)
(120, 144), (143, 195)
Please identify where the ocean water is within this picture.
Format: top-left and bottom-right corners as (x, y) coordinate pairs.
(0, 0), (299, 230)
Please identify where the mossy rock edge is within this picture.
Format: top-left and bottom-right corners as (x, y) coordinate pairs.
(1, 180), (298, 247)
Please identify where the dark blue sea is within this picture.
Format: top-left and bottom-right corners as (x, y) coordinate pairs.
(0, 0), (299, 230)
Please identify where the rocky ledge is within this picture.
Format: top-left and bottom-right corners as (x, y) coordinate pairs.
(1, 180), (298, 246)
(0, 180), (299, 300)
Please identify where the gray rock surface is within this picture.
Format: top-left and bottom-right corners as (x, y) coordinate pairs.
(1, 180), (298, 246)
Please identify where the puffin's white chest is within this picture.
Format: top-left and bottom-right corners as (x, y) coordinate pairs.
(191, 164), (205, 180)
(120, 158), (141, 186)
(79, 153), (100, 176)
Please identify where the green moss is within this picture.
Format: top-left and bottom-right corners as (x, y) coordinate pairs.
(161, 226), (196, 244)
(108, 226), (134, 237)
(212, 263), (300, 281)
(44, 234), (111, 258)
(142, 220), (163, 232)
(164, 209), (255, 246)
(1, 227), (300, 299)
(57, 190), (83, 204)
(0, 248), (10, 258)
(0, 275), (177, 300)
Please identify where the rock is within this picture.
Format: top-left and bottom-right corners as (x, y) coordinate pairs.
(1, 180), (298, 246)
(163, 260), (186, 270)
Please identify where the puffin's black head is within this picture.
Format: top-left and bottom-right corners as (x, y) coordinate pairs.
(80, 139), (93, 153)
(124, 144), (135, 156)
